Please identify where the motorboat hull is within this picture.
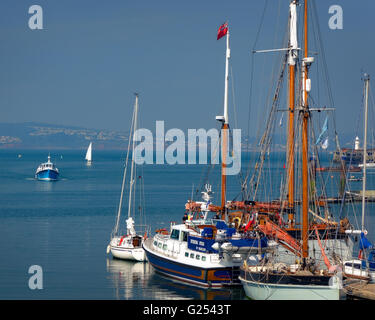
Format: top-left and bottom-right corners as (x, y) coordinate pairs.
(143, 238), (241, 288)
(35, 169), (59, 181)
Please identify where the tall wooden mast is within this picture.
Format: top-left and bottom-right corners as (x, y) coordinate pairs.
(287, 0), (298, 227)
(301, 0), (310, 262)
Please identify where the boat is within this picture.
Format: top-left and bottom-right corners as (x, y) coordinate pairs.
(333, 136), (375, 165)
(343, 74), (375, 283)
(85, 142), (92, 165)
(348, 175), (362, 182)
(143, 23), (270, 288)
(143, 184), (271, 288)
(358, 162), (375, 168)
(35, 155), (59, 181)
(107, 94), (148, 262)
(239, 0), (350, 300)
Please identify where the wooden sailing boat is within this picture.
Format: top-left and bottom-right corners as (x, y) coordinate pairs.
(239, 0), (347, 300)
(85, 142), (92, 165)
(107, 94), (148, 262)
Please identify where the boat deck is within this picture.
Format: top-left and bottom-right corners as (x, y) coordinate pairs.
(344, 280), (375, 300)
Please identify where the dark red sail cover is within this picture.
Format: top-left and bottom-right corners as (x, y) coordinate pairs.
(217, 23), (228, 40)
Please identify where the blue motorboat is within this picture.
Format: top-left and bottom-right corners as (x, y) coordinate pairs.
(35, 155), (59, 181)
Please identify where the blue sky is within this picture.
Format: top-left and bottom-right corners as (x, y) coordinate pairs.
(0, 0), (374, 139)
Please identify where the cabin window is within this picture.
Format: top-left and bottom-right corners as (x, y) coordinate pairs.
(181, 231), (188, 242)
(153, 241), (157, 246)
(202, 256), (206, 262)
(170, 229), (180, 240)
(196, 255), (200, 260)
(190, 253), (194, 259)
(345, 262), (361, 269)
(163, 244), (167, 250)
(185, 252), (189, 257)
(158, 243), (162, 248)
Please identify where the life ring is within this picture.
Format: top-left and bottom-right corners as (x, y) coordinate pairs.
(155, 228), (169, 235)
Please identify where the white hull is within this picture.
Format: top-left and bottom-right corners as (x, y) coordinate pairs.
(109, 236), (147, 262)
(110, 245), (146, 262)
(239, 276), (342, 300)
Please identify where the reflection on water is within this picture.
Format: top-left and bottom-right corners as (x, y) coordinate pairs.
(106, 259), (153, 299)
(35, 180), (55, 192)
(106, 259), (245, 300)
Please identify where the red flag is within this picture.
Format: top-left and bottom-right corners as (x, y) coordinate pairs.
(217, 23), (228, 40)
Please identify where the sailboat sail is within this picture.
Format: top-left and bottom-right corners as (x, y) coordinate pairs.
(85, 142), (92, 162)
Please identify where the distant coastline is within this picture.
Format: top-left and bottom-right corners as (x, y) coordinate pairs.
(0, 122), (356, 151)
(0, 122), (129, 150)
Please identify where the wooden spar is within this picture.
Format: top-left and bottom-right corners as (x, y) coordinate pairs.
(221, 122), (228, 216)
(302, 0), (309, 261)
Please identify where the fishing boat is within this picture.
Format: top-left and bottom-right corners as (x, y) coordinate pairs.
(85, 142), (92, 165)
(239, 0), (353, 300)
(35, 155), (59, 181)
(143, 24), (270, 288)
(107, 94), (148, 262)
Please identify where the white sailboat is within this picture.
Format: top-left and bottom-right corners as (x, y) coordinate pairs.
(85, 142), (92, 165)
(107, 93), (148, 262)
(344, 74), (375, 283)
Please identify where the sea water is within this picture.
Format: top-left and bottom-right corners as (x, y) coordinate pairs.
(0, 149), (373, 299)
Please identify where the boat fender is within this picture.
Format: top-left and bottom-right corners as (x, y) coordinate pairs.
(119, 236), (125, 246)
(233, 217), (241, 227)
(106, 245), (110, 254)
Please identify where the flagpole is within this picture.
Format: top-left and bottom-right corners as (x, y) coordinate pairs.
(221, 24), (230, 217)
(224, 25), (230, 125)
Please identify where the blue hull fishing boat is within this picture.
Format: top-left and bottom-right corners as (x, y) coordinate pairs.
(35, 155), (59, 181)
(143, 217), (269, 287)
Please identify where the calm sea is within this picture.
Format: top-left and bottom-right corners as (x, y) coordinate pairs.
(0, 149), (373, 300)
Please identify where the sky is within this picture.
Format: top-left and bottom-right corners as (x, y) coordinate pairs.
(0, 0), (374, 139)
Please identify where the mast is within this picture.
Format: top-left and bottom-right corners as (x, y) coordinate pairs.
(127, 93), (139, 219)
(220, 24), (230, 217)
(113, 95), (137, 236)
(287, 0), (298, 226)
(361, 74), (370, 232)
(301, 0), (310, 262)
